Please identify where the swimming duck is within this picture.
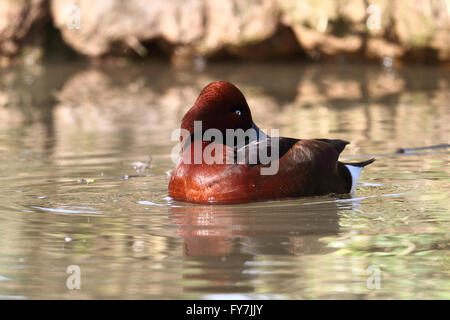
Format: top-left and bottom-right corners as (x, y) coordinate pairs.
(168, 81), (374, 203)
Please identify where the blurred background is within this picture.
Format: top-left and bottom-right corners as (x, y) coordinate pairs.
(0, 0), (449, 299)
(1, 0), (450, 65)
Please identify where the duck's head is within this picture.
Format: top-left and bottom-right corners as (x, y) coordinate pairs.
(181, 81), (255, 140)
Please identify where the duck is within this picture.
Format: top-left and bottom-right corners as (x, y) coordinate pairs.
(168, 81), (374, 203)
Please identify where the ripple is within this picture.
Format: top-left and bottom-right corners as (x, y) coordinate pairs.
(137, 200), (164, 207)
(31, 206), (103, 215)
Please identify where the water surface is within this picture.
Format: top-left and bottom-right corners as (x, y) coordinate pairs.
(0, 61), (448, 299)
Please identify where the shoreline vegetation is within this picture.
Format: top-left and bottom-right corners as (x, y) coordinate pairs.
(1, 0), (450, 67)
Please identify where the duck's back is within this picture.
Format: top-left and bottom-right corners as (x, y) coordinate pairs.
(168, 139), (352, 203)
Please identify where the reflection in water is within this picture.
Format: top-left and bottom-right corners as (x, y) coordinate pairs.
(0, 61), (448, 299)
(170, 202), (340, 293)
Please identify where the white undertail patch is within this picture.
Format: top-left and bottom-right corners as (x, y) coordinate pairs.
(345, 165), (363, 193)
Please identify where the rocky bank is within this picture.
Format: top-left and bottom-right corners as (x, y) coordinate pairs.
(1, 0), (449, 65)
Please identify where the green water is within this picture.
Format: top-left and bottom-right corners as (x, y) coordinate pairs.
(0, 61), (448, 299)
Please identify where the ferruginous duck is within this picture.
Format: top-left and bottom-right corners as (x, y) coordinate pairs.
(168, 81), (374, 203)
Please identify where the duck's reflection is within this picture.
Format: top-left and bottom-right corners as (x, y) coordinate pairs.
(169, 200), (341, 293)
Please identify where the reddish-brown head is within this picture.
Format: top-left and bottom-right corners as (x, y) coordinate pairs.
(181, 81), (253, 139)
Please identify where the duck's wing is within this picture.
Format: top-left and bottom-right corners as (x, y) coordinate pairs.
(230, 138), (350, 165)
(231, 137), (299, 166)
(314, 139), (350, 155)
(313, 139), (375, 168)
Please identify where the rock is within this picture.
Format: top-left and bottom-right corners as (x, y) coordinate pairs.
(51, 0), (280, 58)
(366, 38), (403, 59)
(50, 0), (372, 60)
(288, 25), (363, 57)
(0, 0), (49, 64)
(51, 0), (203, 56)
(393, 0), (450, 60)
(2, 0), (449, 63)
(197, 0), (280, 55)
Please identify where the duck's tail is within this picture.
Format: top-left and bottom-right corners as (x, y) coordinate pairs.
(341, 158), (375, 168)
(342, 158), (375, 192)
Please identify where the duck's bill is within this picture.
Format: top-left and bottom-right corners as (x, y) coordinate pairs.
(251, 123), (270, 142)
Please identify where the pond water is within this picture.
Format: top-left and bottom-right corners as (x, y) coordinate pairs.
(0, 61), (448, 299)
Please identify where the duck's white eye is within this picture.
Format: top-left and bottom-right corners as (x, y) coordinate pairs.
(234, 110), (242, 116)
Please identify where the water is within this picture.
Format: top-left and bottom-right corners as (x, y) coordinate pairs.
(0, 61), (448, 299)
